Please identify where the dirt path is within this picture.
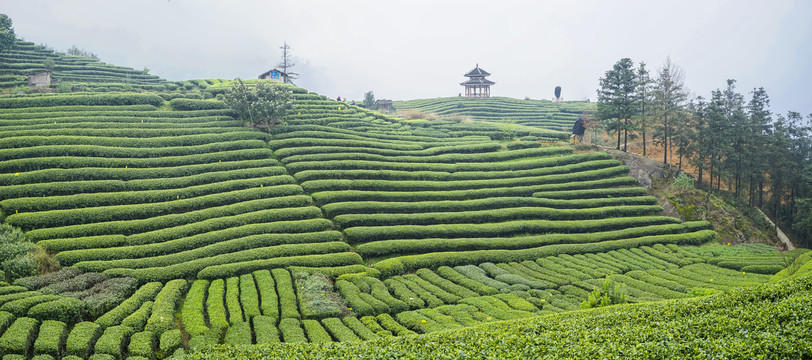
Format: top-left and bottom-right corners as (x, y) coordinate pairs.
(754, 207), (795, 250)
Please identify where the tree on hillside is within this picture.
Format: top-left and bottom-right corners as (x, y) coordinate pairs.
(634, 62), (654, 156)
(277, 41), (299, 85)
(224, 78), (294, 132)
(363, 91), (376, 109)
(596, 58), (637, 151)
(651, 57), (688, 166)
(745, 87), (771, 206)
(67, 45), (100, 61)
(0, 14), (16, 53)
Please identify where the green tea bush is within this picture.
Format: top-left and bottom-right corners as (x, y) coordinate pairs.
(240, 274), (262, 319)
(205, 279), (228, 330)
(382, 279), (425, 310)
(13, 268), (82, 290)
(126, 331), (155, 359)
(321, 318), (359, 342)
(341, 316), (379, 341)
(335, 280), (375, 316)
(93, 325), (135, 360)
(169, 98), (226, 111)
(278, 318), (307, 343)
(120, 301), (151, 331)
(27, 297), (86, 323)
(389, 277), (443, 308)
(436, 266), (499, 295)
(225, 277), (243, 325)
(223, 321), (251, 345)
(144, 279), (186, 335)
(158, 329), (183, 358)
(302, 319), (332, 343)
(182, 280), (209, 337)
(252, 270), (278, 322)
(65, 321), (102, 359)
(32, 320), (65, 358)
(1, 295), (62, 316)
(0, 93), (164, 108)
(197, 252), (363, 280)
(0, 317), (38, 356)
(95, 282), (161, 328)
(253, 316), (280, 344)
(40, 272), (108, 295)
(416, 269), (479, 299)
(272, 269), (299, 320)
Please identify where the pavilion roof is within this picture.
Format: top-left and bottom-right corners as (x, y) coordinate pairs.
(464, 64), (491, 77)
(460, 77), (495, 86)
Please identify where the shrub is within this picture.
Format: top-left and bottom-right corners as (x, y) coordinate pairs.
(126, 331), (155, 359)
(321, 318), (359, 342)
(182, 280), (209, 337)
(120, 301), (152, 332)
(240, 274), (261, 319)
(376, 313), (415, 336)
(27, 297), (86, 323)
(95, 282), (161, 328)
(0, 317), (38, 356)
(224, 321), (252, 345)
(436, 266), (499, 296)
(365, 277), (408, 314)
(416, 269), (479, 299)
(225, 277), (243, 325)
(278, 318), (307, 343)
(382, 279), (425, 310)
(741, 264), (784, 275)
(169, 98), (226, 111)
(302, 319), (332, 343)
(39, 272), (108, 295)
(65, 321), (102, 359)
(402, 274), (460, 304)
(13, 268), (82, 290)
(159, 329), (183, 358)
(253, 316), (280, 344)
(1, 295), (62, 317)
(358, 316), (390, 337)
(32, 320), (66, 357)
(252, 270), (278, 322)
(205, 279), (228, 330)
(71, 277), (139, 318)
(144, 279), (186, 336)
(93, 325), (135, 360)
(341, 316), (379, 341)
(272, 269), (299, 320)
(335, 280), (374, 317)
(197, 252), (363, 281)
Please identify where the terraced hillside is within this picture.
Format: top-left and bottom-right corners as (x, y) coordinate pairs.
(393, 96), (595, 132)
(0, 85), (807, 359)
(0, 40), (171, 92)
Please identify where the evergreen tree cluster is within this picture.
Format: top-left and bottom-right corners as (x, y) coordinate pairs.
(597, 58), (812, 247)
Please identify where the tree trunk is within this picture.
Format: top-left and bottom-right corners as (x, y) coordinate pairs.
(663, 116), (668, 165)
(642, 124), (647, 156)
(759, 181), (764, 208)
(622, 118), (627, 152)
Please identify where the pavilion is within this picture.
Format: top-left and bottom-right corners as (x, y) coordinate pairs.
(460, 64), (494, 98)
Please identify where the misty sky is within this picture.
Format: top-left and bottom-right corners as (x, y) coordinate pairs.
(2, 0), (811, 117)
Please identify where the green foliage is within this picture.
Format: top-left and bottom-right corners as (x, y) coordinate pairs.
(253, 315), (280, 344)
(120, 301), (152, 331)
(272, 269), (299, 320)
(321, 318), (359, 342)
(27, 297), (86, 323)
(95, 282), (161, 328)
(224, 78), (293, 132)
(580, 276), (628, 309)
(224, 322), (251, 345)
(144, 279), (186, 336)
(182, 280), (209, 337)
(93, 325), (135, 360)
(205, 279), (228, 330)
(158, 329), (183, 358)
(0, 14), (16, 52)
(301, 319), (332, 343)
(278, 318), (307, 343)
(127, 331), (155, 359)
(32, 320), (65, 358)
(252, 270), (278, 322)
(65, 321), (102, 359)
(0, 317), (38, 356)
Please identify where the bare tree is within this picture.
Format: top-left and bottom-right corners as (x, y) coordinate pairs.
(277, 41), (299, 85)
(652, 57), (688, 166)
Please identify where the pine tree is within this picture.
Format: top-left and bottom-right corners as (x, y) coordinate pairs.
(634, 62), (653, 156)
(596, 58), (637, 151)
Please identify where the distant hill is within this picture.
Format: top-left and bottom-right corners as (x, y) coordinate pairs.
(393, 96), (595, 132)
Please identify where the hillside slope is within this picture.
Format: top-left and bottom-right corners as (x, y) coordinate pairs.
(393, 96), (595, 133)
(0, 83), (806, 359)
